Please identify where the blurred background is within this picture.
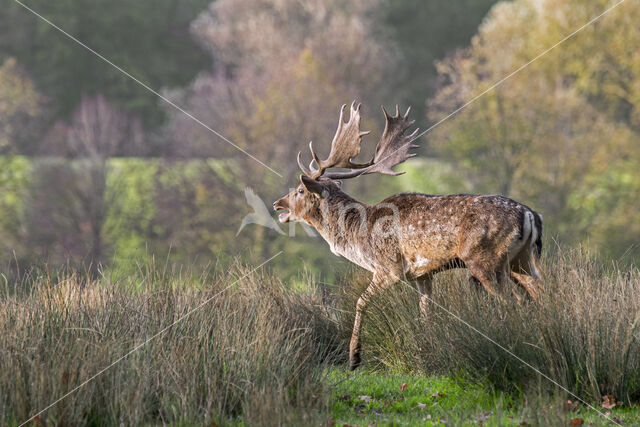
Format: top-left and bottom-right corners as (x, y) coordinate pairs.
(0, 0), (638, 283)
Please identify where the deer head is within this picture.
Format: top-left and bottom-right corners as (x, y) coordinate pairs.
(273, 101), (419, 224)
(272, 176), (341, 225)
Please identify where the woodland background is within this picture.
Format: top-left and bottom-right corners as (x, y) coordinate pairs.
(1, 0), (639, 282)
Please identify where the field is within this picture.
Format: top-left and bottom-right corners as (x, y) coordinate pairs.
(2, 249), (640, 425)
(2, 0), (640, 425)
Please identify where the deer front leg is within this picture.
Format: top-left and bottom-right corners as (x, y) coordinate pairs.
(349, 274), (393, 370)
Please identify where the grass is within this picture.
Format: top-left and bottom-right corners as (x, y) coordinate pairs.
(330, 369), (514, 425)
(328, 369), (640, 426)
(0, 262), (341, 425)
(2, 248), (640, 425)
(335, 248), (640, 403)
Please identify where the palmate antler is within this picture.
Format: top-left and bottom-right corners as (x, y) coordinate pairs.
(297, 102), (371, 179)
(297, 102), (419, 181)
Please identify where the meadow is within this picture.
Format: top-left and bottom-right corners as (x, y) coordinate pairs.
(2, 248), (639, 425)
(2, 0), (640, 425)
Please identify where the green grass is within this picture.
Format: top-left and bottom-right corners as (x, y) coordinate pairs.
(330, 369), (512, 425)
(328, 369), (640, 426)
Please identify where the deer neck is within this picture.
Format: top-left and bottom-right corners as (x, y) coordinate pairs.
(305, 191), (370, 257)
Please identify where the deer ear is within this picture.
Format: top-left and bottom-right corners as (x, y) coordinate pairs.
(300, 175), (327, 197)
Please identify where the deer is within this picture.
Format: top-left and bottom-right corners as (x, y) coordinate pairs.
(273, 102), (543, 370)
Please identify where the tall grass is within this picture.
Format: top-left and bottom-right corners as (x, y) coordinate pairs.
(338, 247), (640, 403)
(0, 262), (342, 425)
(2, 247), (639, 425)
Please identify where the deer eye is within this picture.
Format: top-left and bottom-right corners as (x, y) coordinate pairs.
(297, 188), (304, 194)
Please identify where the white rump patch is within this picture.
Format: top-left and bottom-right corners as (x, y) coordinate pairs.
(507, 211), (534, 258)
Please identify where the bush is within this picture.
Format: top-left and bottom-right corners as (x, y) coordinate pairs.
(0, 263), (342, 425)
(338, 247), (640, 403)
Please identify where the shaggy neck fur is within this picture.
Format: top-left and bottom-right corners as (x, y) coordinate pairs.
(304, 189), (372, 255)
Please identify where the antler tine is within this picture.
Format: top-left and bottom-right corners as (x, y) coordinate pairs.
(408, 127), (419, 145)
(381, 105), (390, 119)
(297, 151), (314, 178)
(307, 141), (323, 178)
(295, 140), (331, 179)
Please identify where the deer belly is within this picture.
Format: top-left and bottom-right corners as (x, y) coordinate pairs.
(402, 232), (458, 277)
(404, 255), (443, 277)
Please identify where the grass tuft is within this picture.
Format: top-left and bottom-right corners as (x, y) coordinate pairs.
(0, 262), (341, 425)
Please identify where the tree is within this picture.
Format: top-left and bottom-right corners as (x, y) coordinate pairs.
(165, 0), (398, 179)
(428, 0), (640, 259)
(380, 0), (499, 124)
(0, 58), (42, 154)
(26, 95), (142, 274)
(0, 0), (210, 136)
(160, 0), (403, 274)
(0, 58), (42, 271)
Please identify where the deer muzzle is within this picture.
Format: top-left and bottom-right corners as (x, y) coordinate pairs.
(273, 197), (291, 223)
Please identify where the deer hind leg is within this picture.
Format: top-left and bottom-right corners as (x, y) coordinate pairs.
(492, 263), (525, 303)
(521, 250), (541, 280)
(510, 271), (539, 301)
(464, 261), (503, 299)
(349, 274), (394, 370)
(459, 236), (508, 299)
(494, 262), (529, 303)
(509, 249), (541, 301)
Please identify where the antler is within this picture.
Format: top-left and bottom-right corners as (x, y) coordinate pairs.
(298, 103), (418, 181)
(297, 101), (371, 179)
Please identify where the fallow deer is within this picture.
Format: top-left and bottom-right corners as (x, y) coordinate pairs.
(273, 102), (543, 370)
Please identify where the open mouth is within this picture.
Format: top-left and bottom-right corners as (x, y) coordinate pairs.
(278, 210), (291, 223)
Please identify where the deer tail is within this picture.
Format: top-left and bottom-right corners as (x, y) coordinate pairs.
(521, 209), (543, 259)
(531, 210), (543, 257)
